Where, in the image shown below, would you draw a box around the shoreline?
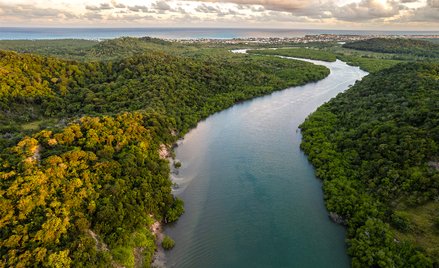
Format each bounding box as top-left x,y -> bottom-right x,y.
153,54 -> 334,267
153,144 -> 172,268
151,220 -> 166,268
160,56 -> 366,267
153,143 -> 179,267
152,55 -> 359,267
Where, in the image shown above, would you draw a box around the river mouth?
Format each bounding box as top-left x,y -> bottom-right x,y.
165,58 -> 367,268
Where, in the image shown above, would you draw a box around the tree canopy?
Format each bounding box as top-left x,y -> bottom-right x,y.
0,37 -> 330,267
343,38 -> 439,58
300,62 -> 439,266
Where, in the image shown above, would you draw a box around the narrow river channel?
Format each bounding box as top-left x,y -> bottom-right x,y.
165,56 -> 368,268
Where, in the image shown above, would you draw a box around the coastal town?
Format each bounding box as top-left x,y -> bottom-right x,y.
173,33 -> 439,44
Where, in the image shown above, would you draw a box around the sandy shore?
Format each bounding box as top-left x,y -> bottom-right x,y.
159,144 -> 172,159
153,142 -> 180,267
151,220 -> 166,268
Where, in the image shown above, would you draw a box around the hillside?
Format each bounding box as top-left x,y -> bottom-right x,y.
0,44 -> 329,149
0,37 -> 175,61
300,62 -> 439,266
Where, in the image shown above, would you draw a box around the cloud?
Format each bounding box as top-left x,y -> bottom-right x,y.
151,1 -> 189,13
194,3 -> 244,16
111,1 -> 126,8
408,0 -> 439,21
331,0 -> 403,21
195,3 -> 222,13
153,0 -> 172,11
107,13 -> 154,21
188,0 -> 404,21
429,0 -> 439,7
249,5 -> 265,12
127,5 -> 149,12
0,3 -> 77,19
0,0 -> 438,28
189,0 -> 311,12
86,3 -> 113,11
83,12 -> 104,20
249,10 -> 312,22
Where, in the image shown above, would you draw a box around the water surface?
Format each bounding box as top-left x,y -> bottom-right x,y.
165,57 -> 367,267
1,27 -> 438,40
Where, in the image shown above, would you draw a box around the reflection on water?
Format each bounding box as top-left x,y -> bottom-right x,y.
165,58 -> 367,268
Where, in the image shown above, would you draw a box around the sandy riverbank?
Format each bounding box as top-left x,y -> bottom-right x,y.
153,143 -> 179,267
151,220 -> 166,268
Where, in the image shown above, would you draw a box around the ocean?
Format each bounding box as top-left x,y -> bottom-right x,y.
1,27 -> 439,40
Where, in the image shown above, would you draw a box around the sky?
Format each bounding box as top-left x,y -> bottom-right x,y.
0,0 -> 438,29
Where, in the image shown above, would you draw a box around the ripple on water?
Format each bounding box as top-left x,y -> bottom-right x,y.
165,58 -> 367,268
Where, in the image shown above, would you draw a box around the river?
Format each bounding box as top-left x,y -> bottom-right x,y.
164,56 -> 368,267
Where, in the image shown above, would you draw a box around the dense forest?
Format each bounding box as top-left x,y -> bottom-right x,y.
343,38 -> 439,58
0,42 -> 329,149
0,37 -> 414,74
0,37 -> 174,61
0,38 -> 330,267
3,36 -> 438,267
1,112 -> 182,267
300,62 -> 439,266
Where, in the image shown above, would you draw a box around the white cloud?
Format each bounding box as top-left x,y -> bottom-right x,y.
127,5 -> 149,12
0,0 -> 437,28
86,3 -> 113,11
331,0 -> 403,21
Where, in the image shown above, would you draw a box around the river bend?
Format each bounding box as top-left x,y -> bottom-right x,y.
165,57 -> 368,268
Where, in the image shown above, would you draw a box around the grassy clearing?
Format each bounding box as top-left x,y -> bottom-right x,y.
336,54 -> 404,73
111,227 -> 157,268
394,202 -> 439,263
20,120 -> 43,131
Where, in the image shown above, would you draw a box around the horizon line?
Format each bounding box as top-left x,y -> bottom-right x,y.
1,26 -> 439,32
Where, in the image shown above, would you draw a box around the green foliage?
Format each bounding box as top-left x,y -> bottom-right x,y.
0,43 -> 329,152
248,48 -> 337,62
300,62 -> 439,266
343,38 -> 439,58
0,113 -> 174,267
394,202 -> 439,262
391,211 -> 411,232
162,235 -> 175,250
0,50 -> 88,104
166,198 -> 185,223
0,39 -> 97,59
248,45 -> 404,73
112,246 -> 135,268
0,37 -> 173,61
0,37 -> 331,267
336,54 -> 403,73
87,37 -> 172,60
349,219 -> 432,268
130,228 -> 156,266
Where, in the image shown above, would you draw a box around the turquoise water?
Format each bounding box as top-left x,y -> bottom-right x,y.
165,58 -> 367,267
1,27 -> 438,40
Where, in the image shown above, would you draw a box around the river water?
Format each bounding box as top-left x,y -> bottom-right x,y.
165,57 -> 367,268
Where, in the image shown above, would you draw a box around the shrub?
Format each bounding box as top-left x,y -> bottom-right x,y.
162,235 -> 175,250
